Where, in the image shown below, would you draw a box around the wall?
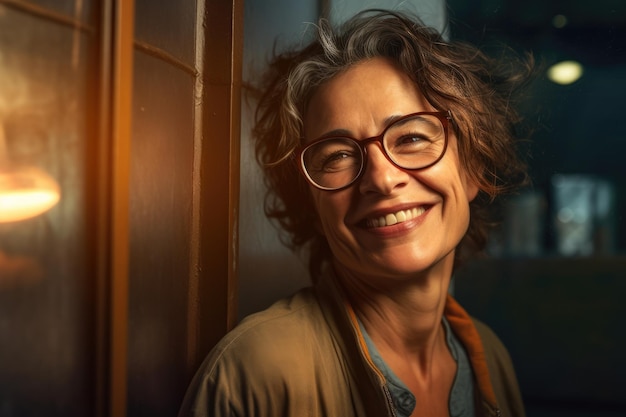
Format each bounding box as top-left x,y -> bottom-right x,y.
328,0 -> 446,29
238,0 -> 318,320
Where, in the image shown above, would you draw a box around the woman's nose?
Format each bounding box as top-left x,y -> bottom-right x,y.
358,143 -> 409,195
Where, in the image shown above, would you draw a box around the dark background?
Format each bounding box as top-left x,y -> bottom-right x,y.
448,1 -> 626,416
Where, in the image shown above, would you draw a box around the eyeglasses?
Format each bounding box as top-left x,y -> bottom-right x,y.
298,111 -> 451,191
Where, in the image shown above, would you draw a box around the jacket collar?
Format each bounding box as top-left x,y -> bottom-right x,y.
444,295 -> 498,408
315,268 -> 397,416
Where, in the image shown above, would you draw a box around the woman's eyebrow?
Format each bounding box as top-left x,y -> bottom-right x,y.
312,112 -> 426,141
319,128 -> 352,138
321,115 -> 404,138
382,114 -> 405,126
393,115 -> 440,130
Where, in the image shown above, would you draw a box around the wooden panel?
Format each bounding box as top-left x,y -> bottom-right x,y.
110,1 -> 134,416
126,49 -> 195,416
195,0 -> 243,365
134,0 -> 196,65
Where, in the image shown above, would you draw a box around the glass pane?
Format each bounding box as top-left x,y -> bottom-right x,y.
0,4 -> 94,416
127,50 -> 195,417
28,0 -> 94,24
135,0 -> 196,66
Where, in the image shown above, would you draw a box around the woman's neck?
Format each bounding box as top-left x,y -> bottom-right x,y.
334,256 -> 454,371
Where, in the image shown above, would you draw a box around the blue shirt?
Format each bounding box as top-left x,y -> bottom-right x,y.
358,317 -> 476,417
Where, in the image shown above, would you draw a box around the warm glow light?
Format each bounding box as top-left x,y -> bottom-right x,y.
0,166 -> 60,222
547,60 -> 584,85
552,14 -> 568,29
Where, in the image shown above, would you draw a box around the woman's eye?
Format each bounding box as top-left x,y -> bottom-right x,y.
319,150 -> 357,171
400,135 -> 424,144
396,134 -> 430,148
305,139 -> 360,173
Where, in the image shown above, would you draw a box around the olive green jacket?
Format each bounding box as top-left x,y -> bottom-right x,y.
179,271 -> 526,417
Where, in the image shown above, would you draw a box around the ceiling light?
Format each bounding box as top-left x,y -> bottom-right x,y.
552,14 -> 568,29
547,60 -> 584,85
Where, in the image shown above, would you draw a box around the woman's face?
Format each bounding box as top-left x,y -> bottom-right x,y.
303,57 -> 478,284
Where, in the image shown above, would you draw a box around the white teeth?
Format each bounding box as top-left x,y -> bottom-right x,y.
366,207 -> 425,228
385,213 -> 398,226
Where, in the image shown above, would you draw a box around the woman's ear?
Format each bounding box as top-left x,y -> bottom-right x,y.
465,175 -> 480,202
465,180 -> 480,202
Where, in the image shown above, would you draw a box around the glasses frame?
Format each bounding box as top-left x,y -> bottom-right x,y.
297,110 -> 452,191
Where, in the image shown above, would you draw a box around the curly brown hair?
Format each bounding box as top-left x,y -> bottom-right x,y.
252,9 -> 532,282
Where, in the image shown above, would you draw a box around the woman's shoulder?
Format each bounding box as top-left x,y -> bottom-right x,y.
229,287 -> 322,342
471,318 -> 526,417
201,286 -> 330,375
179,286 -> 347,416
180,289 -> 358,416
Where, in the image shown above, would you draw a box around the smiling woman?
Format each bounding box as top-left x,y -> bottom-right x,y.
302,57 -> 478,283
180,9 -> 532,417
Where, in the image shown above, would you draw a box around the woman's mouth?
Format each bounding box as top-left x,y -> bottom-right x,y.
365,206 -> 426,228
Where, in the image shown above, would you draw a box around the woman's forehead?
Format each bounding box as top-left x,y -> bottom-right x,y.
303,58 -> 431,139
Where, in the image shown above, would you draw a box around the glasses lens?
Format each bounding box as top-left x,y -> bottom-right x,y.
383,114 -> 446,169
302,138 -> 362,190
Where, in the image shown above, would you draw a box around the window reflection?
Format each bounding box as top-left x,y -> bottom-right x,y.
0,3 -> 92,416
0,164 -> 61,223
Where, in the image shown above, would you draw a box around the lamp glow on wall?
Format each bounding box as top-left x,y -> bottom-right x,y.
0,121 -> 60,223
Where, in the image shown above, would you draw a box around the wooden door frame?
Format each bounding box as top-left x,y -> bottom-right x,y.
100,0 -> 243,416
192,0 -> 243,373
0,0 -> 242,415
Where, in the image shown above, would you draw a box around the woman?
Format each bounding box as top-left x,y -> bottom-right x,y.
180,9 -> 530,417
